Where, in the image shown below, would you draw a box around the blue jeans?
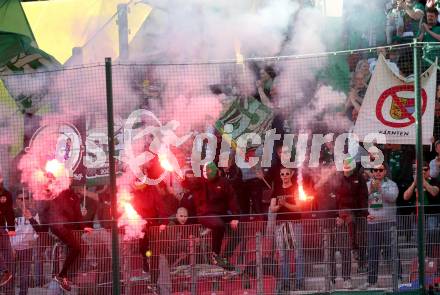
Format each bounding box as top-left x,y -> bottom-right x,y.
426,215 -> 440,257
367,222 -> 401,284
276,222 -> 304,290
16,249 -> 33,295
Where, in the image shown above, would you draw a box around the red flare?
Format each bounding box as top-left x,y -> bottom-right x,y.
298,183 -> 314,202
45,159 -> 65,178
159,153 -> 174,172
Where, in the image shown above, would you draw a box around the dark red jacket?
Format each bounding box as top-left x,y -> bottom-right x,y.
132,183 -> 177,225
191,176 -> 240,217
0,186 -> 14,231
35,188 -> 86,231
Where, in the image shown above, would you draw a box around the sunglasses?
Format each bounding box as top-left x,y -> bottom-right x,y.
372,168 -> 385,172
423,167 -> 429,171
280,173 -> 291,176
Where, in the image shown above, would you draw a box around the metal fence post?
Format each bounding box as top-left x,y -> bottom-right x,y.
105,57 -> 121,295
190,235 -> 197,295
413,39 -> 426,295
322,227 -> 331,292
117,4 -> 129,61
256,232 -> 263,295
391,225 -> 399,292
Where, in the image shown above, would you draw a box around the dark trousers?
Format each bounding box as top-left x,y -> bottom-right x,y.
326,222 -> 351,281
242,179 -> 263,217
139,225 -> 159,283
16,249 -> 33,295
0,229 -> 12,272
339,212 -> 358,251
357,218 -> 367,268
367,222 -> 402,284
0,229 -> 14,294
198,216 -> 229,255
50,225 -> 81,279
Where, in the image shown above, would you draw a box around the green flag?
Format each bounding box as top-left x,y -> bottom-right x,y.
0,0 -> 35,41
0,0 -> 59,157
0,0 -> 59,74
215,96 -> 274,150
0,32 -> 59,74
0,79 -> 23,156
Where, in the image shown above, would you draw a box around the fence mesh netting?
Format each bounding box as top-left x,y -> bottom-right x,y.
0,43 -> 440,294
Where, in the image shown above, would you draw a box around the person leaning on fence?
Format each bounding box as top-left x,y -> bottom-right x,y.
163,207 -> 193,266
404,161 -> 440,258
192,162 -> 240,270
0,172 -> 15,288
361,163 -> 402,289
314,164 -> 353,288
218,154 -> 244,218
132,173 -> 177,287
334,157 -> 369,283
268,167 -> 305,292
35,185 -> 92,292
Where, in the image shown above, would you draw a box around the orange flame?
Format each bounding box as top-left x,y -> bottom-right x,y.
298,183 -> 313,202
159,153 -> 174,172
117,188 -> 146,240
118,189 -> 138,219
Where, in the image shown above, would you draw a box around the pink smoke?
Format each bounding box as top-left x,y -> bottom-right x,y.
116,168 -> 146,241
18,132 -> 71,200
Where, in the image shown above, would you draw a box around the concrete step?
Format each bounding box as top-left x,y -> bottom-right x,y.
303,274 -> 398,292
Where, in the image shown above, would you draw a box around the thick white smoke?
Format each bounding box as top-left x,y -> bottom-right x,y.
135,0 -> 300,63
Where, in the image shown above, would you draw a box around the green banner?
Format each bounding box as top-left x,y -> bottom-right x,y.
215,96 -> 274,149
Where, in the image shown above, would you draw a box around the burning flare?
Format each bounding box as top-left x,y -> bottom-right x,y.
117,188 -> 146,241
297,171 -> 314,202
159,153 -> 174,172
18,133 -> 71,200
298,183 -> 313,202
45,159 -> 65,178
26,159 -> 71,200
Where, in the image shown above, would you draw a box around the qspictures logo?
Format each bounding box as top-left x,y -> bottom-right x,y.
29,109 -> 385,185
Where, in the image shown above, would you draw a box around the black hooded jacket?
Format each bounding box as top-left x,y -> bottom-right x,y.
33,188 -> 85,231
0,186 -> 15,231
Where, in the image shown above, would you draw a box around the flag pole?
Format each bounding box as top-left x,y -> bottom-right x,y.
414,38 -> 426,295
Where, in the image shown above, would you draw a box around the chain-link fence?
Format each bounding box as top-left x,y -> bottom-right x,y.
0,214 -> 439,294
1,42 -> 440,294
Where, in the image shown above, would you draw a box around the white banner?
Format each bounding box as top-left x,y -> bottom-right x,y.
353,55 -> 437,145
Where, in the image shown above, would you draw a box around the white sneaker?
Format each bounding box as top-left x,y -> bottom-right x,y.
342,279 -> 352,289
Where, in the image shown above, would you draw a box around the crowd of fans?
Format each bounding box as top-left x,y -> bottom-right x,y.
2,1 -> 440,293
1,137 -> 440,293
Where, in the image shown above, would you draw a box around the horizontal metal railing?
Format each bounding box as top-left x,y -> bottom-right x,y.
4,213 -> 440,294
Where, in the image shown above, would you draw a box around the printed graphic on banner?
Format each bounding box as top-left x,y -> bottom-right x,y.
215,96 -> 273,149
84,114 -> 124,185
376,85 -> 427,128
26,121 -> 86,184
353,55 -> 437,145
